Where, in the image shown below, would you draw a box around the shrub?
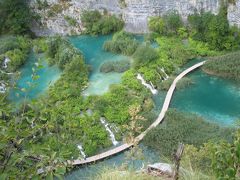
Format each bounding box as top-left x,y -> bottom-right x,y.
203,51 -> 240,81
132,43 -> 158,68
64,16 -> 77,26
0,36 -> 19,54
81,10 -> 124,35
46,37 -> 83,69
143,109 -> 234,157
100,60 -> 130,73
0,0 -> 33,35
188,5 -> 240,51
103,31 -> 139,55
33,38 -> 48,54
6,49 -> 27,71
148,11 -> 183,36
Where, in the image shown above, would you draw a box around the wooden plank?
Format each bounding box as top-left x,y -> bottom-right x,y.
70,61 -> 205,166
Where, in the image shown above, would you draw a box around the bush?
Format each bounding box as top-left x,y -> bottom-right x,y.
100,60 -> 130,73
64,16 -> 77,26
6,49 -> 27,71
81,10 -> 124,35
203,51 -> 240,81
0,36 -> 30,71
103,31 -> 139,56
0,36 -> 19,54
143,109 -> 234,157
33,38 -> 48,54
149,11 -> 183,36
0,0 -> 33,35
188,5 -> 240,51
132,43 -> 158,68
46,37 -> 83,69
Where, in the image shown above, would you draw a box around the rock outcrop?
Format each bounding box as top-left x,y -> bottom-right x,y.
30,0 -> 240,36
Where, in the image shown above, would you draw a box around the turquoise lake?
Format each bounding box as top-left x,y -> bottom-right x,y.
170,69 -> 240,126
9,35 -> 240,178
9,52 -> 61,103
69,35 -> 131,96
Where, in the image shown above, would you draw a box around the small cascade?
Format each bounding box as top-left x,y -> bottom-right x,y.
137,73 -> 158,95
2,57 -> 10,69
0,82 -> 6,93
77,144 -> 87,159
100,117 -> 119,146
160,68 -> 169,80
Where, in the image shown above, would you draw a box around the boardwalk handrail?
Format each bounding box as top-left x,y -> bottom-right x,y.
71,61 -> 206,166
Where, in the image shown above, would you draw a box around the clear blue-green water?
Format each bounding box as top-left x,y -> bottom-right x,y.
65,144 -> 161,180
170,69 -> 240,126
69,35 -> 131,96
65,60 -> 240,179
9,52 -> 61,103
8,35 -> 240,178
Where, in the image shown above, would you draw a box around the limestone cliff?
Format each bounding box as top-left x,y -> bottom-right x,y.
30,0 -> 240,36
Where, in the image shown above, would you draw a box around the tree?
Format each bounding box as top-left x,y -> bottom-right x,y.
0,0 -> 33,35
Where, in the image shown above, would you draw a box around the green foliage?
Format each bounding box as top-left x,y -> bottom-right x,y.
182,130 -> 240,179
187,38 -> 219,57
156,37 -> 192,67
188,6 -> 240,51
92,67 -> 152,125
81,10 -> 124,35
121,70 -> 144,91
203,51 -> 240,81
132,43 -> 158,68
94,168 -> 158,180
33,38 -> 48,54
100,59 -> 130,73
5,49 -> 27,71
36,0 -> 49,10
143,109 -> 234,157
149,11 -> 183,36
176,77 -> 194,89
46,37 -> 83,70
0,0 -> 33,35
148,17 -> 165,35
103,31 -> 140,56
64,16 -> 77,26
0,36 -> 31,72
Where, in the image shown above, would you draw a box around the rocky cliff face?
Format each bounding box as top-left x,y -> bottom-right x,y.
30,0 -> 240,36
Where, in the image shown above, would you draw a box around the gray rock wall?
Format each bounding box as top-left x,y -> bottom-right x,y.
30,0 -> 240,36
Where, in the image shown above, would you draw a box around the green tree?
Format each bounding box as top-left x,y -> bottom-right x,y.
0,0 -> 33,35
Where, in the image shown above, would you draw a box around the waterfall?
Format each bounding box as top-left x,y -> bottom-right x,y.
100,117 -> 119,146
137,73 -> 158,95
160,68 -> 169,80
2,57 -> 10,69
0,83 -> 6,93
77,144 -> 87,159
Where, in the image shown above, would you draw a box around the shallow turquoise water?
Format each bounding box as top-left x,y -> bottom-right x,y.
65,144 -> 161,180
66,60 -> 240,179
69,35 -> 131,96
171,69 -> 240,126
9,52 -> 61,103
7,36 -> 240,177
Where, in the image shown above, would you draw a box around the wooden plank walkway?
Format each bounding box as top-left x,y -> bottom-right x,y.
71,61 -> 206,166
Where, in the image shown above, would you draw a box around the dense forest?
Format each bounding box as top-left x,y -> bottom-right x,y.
0,0 -> 240,179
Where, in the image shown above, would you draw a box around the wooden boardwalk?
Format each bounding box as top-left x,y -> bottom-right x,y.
72,61 -> 206,166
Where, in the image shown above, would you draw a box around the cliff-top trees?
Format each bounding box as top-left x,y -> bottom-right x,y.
0,0 -> 33,35
149,11 -> 183,36
188,4 -> 240,50
81,10 -> 124,35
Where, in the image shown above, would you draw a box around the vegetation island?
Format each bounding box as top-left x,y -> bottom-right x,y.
0,0 -> 240,179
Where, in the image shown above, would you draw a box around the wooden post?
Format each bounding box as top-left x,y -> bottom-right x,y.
172,143 -> 184,180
